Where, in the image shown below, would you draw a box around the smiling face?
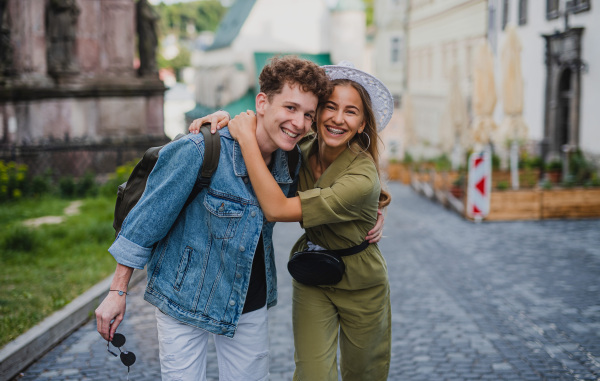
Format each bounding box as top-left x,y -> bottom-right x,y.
316,84 -> 366,154
256,82 -> 318,154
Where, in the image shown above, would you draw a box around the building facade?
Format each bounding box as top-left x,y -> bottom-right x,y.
374,0 -> 408,162
374,0 -> 598,169
187,0 -> 367,121
489,0 -> 598,164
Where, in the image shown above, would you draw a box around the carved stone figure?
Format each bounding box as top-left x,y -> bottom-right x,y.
136,0 -> 159,76
46,0 -> 80,75
0,0 -> 13,77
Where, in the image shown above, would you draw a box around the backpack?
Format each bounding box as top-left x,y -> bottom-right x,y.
112,125 -> 220,236
112,125 -> 300,236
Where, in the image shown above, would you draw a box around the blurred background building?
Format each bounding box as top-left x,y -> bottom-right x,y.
185,0 -> 368,125
375,0 -> 598,171
0,0 -> 597,180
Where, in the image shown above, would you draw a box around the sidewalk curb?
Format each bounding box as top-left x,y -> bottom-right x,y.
0,269 -> 147,381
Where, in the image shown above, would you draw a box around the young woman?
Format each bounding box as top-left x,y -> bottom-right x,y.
190,62 -> 393,380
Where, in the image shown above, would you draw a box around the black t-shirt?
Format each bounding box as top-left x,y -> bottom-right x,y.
242,234 -> 267,314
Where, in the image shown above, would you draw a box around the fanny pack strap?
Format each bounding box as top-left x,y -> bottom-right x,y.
324,240 -> 370,257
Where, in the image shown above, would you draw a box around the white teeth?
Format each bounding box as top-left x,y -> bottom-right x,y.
326,126 -> 345,135
282,128 -> 299,138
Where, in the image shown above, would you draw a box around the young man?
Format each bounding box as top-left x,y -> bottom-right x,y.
95,56 -> 330,381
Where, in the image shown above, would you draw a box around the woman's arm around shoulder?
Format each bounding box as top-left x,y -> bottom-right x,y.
228,112 -> 303,222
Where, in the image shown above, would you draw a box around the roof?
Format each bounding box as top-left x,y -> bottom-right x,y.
186,52 -> 332,121
206,0 -> 257,51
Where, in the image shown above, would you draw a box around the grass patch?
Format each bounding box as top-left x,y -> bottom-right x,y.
0,196 -> 72,225
0,196 -> 117,348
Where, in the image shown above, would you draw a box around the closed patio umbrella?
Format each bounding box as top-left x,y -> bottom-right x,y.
470,41 -> 497,150
403,93 -> 417,155
499,25 -> 528,187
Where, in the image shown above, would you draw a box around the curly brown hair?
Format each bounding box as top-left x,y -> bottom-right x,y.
259,56 -> 331,103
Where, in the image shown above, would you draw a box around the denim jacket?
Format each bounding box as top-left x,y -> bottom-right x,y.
108,128 -> 299,338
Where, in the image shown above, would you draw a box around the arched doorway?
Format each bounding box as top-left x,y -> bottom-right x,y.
542,28 -> 583,162
556,68 -> 571,150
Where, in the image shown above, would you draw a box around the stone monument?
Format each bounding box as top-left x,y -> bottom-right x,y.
137,0 -> 159,77
0,0 -> 167,177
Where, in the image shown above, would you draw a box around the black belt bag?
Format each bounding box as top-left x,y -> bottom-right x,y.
288,241 -> 370,286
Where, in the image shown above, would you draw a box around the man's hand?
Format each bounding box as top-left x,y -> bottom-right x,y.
365,209 -> 385,243
96,264 -> 133,342
188,110 -> 231,134
95,291 -> 127,342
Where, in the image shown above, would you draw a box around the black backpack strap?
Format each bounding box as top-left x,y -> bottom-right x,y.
287,146 -> 300,179
183,124 -> 220,209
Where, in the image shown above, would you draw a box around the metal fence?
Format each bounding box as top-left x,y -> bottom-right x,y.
0,137 -> 170,181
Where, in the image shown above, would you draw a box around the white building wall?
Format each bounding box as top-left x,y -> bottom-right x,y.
490,0 -> 599,156
407,0 -> 487,159
192,0 -> 331,108
374,0 -> 408,162
330,10 -> 367,69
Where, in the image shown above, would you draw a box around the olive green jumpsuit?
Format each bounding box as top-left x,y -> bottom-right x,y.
291,138 -> 392,381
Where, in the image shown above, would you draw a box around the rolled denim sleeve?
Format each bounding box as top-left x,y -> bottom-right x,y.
299,163 -> 379,229
108,137 -> 205,268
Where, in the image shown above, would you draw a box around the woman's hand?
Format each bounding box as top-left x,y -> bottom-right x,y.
365,209 -> 385,243
188,110 -> 231,134
228,110 -> 258,142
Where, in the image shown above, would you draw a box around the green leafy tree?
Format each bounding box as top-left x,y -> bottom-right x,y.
155,1 -> 226,39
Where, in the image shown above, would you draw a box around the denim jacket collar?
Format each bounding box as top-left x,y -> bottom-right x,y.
231,135 -> 294,185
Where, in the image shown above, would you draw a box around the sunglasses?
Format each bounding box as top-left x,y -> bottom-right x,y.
107,332 -> 136,378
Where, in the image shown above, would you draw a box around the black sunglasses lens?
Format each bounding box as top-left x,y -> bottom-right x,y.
112,333 -> 126,347
121,351 -> 136,367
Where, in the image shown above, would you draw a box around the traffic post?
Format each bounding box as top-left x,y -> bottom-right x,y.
466,150 -> 491,221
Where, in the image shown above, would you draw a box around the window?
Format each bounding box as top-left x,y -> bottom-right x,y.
488,3 -> 497,52
391,37 -> 402,64
518,0 -> 528,25
546,0 -> 559,20
502,0 -> 509,30
571,0 -> 591,13
392,94 -> 401,109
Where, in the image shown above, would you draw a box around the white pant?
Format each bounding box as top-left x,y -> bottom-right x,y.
155,307 -> 269,381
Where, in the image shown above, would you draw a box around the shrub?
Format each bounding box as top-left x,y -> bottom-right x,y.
545,160 -> 562,171
433,154 -> 451,172
496,181 -> 509,190
30,174 -> 53,197
0,161 -> 28,202
58,176 -> 76,198
75,172 -> 98,198
99,161 -> 136,198
1,225 -> 40,254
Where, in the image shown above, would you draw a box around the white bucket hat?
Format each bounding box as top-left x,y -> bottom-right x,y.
322,61 -> 394,132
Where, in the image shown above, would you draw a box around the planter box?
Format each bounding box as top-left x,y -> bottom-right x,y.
492,169 -> 540,189
433,171 -> 460,191
485,187 -> 600,221
387,163 -> 411,184
487,190 -> 542,221
416,169 -> 600,221
542,188 -> 600,219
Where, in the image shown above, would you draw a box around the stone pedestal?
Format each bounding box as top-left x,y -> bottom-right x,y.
0,0 -> 166,148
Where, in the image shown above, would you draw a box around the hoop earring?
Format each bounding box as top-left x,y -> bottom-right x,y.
347,132 -> 371,155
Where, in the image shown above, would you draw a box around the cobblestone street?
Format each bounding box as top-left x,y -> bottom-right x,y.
16,183 -> 600,380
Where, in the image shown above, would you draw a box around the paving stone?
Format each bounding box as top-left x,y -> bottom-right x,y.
16,184 -> 600,380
